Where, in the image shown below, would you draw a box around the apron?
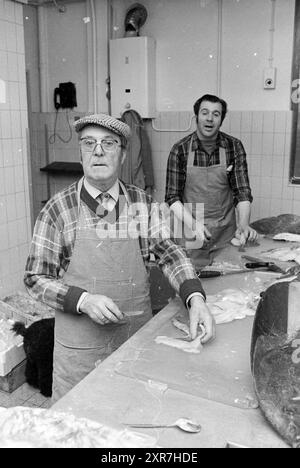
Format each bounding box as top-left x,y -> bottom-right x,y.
52,181 -> 152,402
181,139 -> 236,269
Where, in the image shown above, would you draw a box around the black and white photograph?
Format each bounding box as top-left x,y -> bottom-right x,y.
0,0 -> 299,450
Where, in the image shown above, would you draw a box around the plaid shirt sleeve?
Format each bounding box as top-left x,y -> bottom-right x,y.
140,194 -> 206,303
228,138 -> 253,206
24,188 -> 85,314
165,140 -> 187,206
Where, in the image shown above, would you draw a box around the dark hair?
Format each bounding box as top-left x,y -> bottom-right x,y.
193,94 -> 228,123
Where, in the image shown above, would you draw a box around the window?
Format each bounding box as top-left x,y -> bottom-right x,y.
291,0 -> 300,183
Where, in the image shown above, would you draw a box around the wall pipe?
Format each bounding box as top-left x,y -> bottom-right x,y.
269,0 -> 276,68
90,0 -> 97,113
217,0 -> 223,96
38,5 -> 49,112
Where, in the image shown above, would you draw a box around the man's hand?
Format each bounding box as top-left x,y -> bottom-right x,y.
188,295 -> 216,343
235,225 -> 257,246
80,293 -> 124,325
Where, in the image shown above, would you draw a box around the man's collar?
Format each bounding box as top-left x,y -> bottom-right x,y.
83,178 -> 119,202
193,131 -> 225,149
83,178 -> 130,204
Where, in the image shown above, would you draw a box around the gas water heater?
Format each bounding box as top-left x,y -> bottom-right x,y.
109,37 -> 156,118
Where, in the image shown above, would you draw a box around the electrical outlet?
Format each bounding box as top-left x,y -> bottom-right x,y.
264,68 -> 277,89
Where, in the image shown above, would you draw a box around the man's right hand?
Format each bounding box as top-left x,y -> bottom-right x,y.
80,293 -> 124,325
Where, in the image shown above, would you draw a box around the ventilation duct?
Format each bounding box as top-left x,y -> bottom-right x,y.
124,3 -> 147,37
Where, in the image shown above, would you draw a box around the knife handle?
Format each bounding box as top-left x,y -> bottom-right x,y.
245,262 -> 269,269
197,270 -> 222,278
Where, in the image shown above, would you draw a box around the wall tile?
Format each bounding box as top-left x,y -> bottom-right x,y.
251,111 -> 263,133
0,50 -> 8,80
4,0 -> 15,23
270,177 -> 283,199
251,133 -> 263,155
274,112 -> 287,133
4,166 -> 15,194
280,198 -> 293,213
0,195 -> 7,223
270,198 -> 282,216
240,133 -> 251,154
7,51 -> 18,81
0,109 -> 12,137
259,198 -> 271,219
262,133 -> 274,155
0,224 -> 9,251
0,1 -> 29,296
5,20 -> 16,52
7,219 -> 18,247
14,164 -> 25,192
8,81 -> 20,110
273,133 -> 286,156
271,158 -> 285,178
229,112 -> 241,133
16,24 -> 24,54
263,112 -> 275,133
0,20 -> 7,51
292,200 -> 300,215
241,112 -> 252,133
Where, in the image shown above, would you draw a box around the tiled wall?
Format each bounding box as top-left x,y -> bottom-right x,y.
30,110 -> 84,220
0,0 -> 31,296
145,110 -> 299,222
30,109 -> 300,225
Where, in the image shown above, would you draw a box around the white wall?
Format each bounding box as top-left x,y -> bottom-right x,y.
29,0 -> 295,114
0,0 -> 32,296
112,0 -> 295,112
221,0 -> 295,111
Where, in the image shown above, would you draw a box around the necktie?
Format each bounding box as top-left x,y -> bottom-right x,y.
99,192 -> 111,210
96,192 -> 112,217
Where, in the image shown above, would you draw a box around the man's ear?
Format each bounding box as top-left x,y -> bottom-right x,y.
121,150 -> 127,165
79,147 -> 83,164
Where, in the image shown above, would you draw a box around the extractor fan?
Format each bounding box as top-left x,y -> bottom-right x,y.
124,3 -> 148,37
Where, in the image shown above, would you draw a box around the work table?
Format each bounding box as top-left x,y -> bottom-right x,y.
52,238 -> 291,448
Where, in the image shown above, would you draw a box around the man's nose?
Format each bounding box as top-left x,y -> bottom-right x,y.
206,113 -> 213,121
94,142 -> 104,155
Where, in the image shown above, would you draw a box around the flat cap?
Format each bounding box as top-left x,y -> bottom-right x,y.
74,114 -> 131,140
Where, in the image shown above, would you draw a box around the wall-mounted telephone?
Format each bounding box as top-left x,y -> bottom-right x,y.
54,82 -> 77,110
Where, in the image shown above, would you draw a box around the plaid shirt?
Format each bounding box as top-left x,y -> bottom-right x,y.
24,180 -> 204,314
165,131 -> 253,207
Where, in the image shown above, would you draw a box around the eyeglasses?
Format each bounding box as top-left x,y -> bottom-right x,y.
80,137 -> 122,153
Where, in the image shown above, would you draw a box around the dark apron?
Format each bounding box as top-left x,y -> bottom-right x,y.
182,140 -> 236,268
52,180 -> 152,402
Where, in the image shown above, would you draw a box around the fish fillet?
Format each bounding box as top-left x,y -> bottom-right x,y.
155,335 -> 203,354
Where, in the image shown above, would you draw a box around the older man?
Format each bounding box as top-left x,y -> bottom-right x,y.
24,114 -> 215,402
165,94 -> 257,269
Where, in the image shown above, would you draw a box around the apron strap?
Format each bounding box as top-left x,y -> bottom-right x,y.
187,137 -> 195,167
219,147 -> 227,167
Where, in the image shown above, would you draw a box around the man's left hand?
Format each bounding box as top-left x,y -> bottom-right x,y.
235,225 -> 257,246
188,296 -> 216,343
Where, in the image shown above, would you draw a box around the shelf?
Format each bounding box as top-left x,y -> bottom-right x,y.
40,162 -> 83,175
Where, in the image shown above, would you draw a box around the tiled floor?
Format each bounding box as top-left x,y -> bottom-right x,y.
0,383 -> 52,409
